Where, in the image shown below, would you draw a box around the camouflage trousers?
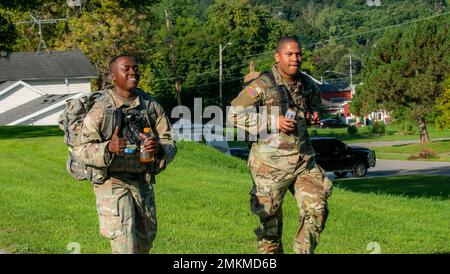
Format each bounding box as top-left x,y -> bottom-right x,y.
249,159 -> 332,254
93,173 -> 157,254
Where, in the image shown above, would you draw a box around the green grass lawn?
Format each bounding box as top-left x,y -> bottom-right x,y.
0,126 -> 449,254
371,140 -> 450,162
227,125 -> 450,148
307,125 -> 450,143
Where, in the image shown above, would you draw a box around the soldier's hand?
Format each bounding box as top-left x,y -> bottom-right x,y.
108,126 -> 126,154
278,115 -> 296,134
312,111 -> 320,124
139,133 -> 160,154
306,111 -> 320,125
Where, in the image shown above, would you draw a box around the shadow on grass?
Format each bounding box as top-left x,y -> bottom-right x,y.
0,125 -> 63,139
334,175 -> 450,200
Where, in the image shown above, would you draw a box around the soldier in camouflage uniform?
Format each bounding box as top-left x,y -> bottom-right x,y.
74,55 -> 176,254
229,37 -> 332,254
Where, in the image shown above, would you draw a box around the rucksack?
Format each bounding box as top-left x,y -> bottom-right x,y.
57,89 -> 157,181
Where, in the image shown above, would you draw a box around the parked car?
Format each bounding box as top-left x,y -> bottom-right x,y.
171,119 -> 204,141
205,137 -> 230,154
205,138 -> 250,161
229,147 -> 250,160
317,118 -> 348,128
311,137 -> 376,178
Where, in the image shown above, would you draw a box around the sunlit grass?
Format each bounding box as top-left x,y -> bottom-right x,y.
0,126 -> 448,254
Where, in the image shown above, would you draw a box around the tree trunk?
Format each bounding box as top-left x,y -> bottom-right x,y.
418,116 -> 430,144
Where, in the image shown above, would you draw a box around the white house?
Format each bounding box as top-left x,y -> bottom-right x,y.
0,50 -> 97,125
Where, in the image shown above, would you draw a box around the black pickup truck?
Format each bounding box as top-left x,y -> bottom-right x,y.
311,137 -> 376,178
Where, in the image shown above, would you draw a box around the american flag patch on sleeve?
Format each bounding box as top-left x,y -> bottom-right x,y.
244,86 -> 258,99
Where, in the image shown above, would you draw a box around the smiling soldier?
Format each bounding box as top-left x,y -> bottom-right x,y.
229,37 -> 332,254
73,55 -> 176,254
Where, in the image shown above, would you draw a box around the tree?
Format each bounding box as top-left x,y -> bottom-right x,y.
434,77 -> 450,130
56,0 -> 158,90
0,0 -> 54,55
354,16 -> 450,143
311,39 -> 348,80
0,1 -> 159,90
0,14 -> 16,55
150,0 -> 296,109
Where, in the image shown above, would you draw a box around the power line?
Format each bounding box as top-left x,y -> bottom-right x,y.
302,10 -> 450,49
150,76 -> 244,93
182,76 -> 244,89
227,9 -> 450,60
150,10 -> 449,86
153,63 -> 249,82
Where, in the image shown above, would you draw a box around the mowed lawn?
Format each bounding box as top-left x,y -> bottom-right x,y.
307,126 -> 450,143
370,140 -> 450,162
0,126 -> 449,254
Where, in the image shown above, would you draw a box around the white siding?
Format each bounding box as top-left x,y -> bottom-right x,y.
26,79 -> 92,94
21,105 -> 65,125
0,85 -> 41,114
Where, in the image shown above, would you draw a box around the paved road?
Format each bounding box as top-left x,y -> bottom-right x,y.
328,159 -> 450,179
346,137 -> 450,147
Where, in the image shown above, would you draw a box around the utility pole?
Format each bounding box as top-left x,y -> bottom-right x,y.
349,53 -> 354,95
164,9 -> 182,106
219,42 -> 231,107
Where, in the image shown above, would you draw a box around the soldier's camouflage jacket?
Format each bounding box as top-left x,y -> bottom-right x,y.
73,88 -> 176,184
230,65 -> 322,173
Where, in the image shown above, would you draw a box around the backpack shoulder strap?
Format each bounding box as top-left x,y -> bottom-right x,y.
259,71 -> 280,92
94,89 -> 116,140
135,88 -> 157,132
259,71 -> 290,114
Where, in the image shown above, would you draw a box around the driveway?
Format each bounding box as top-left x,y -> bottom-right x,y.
347,138 -> 450,147
328,159 -> 450,179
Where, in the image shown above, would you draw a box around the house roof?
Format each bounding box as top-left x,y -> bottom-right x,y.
0,80 -> 46,97
318,81 -> 351,93
0,81 -> 16,91
0,94 -> 73,125
321,98 -> 348,107
0,50 -> 97,81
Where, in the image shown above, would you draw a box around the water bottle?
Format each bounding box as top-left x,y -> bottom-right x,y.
140,127 -> 154,163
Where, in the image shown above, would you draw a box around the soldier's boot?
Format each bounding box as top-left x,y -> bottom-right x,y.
254,220 -> 284,254
134,181 -> 157,254
257,238 -> 284,254
251,192 -> 284,254
293,238 -> 315,254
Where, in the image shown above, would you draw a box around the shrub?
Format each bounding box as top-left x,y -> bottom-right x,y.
407,148 -> 439,160
347,125 -> 358,136
402,124 -> 416,135
371,121 -> 386,134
